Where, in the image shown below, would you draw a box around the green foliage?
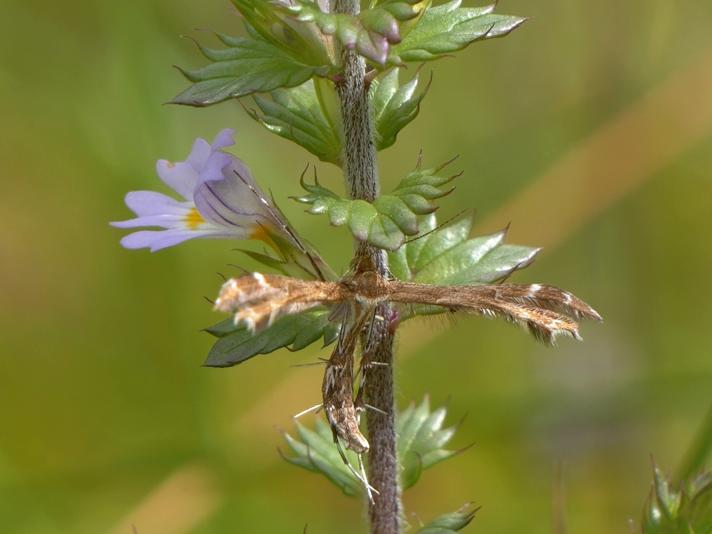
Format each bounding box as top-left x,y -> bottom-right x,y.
172,0 -> 524,105
643,465 -> 712,534
370,68 -> 431,151
294,160 -> 458,250
229,0 -> 334,65
249,79 -> 344,165
389,213 -> 540,317
416,503 -> 479,533
389,0 -> 526,63
399,397 -> 464,489
203,309 -> 339,367
282,397 -> 462,495
248,68 -> 428,163
172,31 -> 328,106
282,419 -> 363,496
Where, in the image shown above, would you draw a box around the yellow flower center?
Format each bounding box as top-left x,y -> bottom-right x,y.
184,207 -> 204,230
250,225 -> 268,242
250,225 -> 280,250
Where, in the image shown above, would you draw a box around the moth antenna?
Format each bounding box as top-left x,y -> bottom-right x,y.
415,148 -> 423,169
203,296 -> 214,305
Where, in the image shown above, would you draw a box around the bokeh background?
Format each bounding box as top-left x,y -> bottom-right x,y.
2,1 -> 712,532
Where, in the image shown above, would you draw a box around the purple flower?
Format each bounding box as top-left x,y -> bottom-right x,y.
112,129 -> 291,252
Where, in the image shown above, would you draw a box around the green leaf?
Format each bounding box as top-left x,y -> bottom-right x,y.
389,0 -> 526,63
417,503 -> 479,533
230,0 -> 335,68
283,397 -> 464,495
388,213 -> 540,318
370,68 -> 431,151
249,79 -> 343,165
203,309 -> 339,367
247,69 -> 428,162
398,396 -> 462,489
294,162 -> 457,251
282,420 -> 363,496
172,33 -> 326,107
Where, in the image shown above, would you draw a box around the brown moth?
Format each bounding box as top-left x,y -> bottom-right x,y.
320,304 -> 371,454
214,271 -> 601,343
214,270 -> 601,454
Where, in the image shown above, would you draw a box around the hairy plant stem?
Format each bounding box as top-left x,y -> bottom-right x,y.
332,1 -> 402,532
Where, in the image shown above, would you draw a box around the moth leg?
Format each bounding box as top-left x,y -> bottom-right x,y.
330,426 -> 379,502
292,403 -> 323,420
363,403 -> 388,416
357,452 -> 377,504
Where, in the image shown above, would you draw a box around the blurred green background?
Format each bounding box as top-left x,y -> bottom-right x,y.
2,1 -> 712,532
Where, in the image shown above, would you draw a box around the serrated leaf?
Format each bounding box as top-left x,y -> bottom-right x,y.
398,397 -> 461,489
370,68 -> 431,151
249,79 -> 343,165
283,397 -> 463,495
390,0 -> 526,63
417,503 -> 479,533
172,33 -> 326,107
388,213 -> 540,318
203,309 -> 338,367
230,0 -> 335,68
283,420 -> 362,496
247,69 -> 428,162
294,163 -> 457,251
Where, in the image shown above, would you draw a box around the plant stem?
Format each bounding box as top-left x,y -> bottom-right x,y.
333,0 -> 402,532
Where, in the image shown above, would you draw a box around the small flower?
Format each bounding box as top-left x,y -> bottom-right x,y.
112,129 -> 292,252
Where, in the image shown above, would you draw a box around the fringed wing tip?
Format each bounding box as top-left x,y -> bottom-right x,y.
525,320 -> 581,346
